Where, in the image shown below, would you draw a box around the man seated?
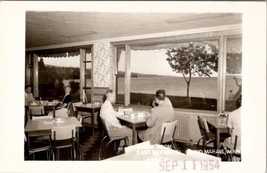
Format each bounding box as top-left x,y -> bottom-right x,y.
223,95 -> 241,161
138,89 -> 175,144
100,90 -> 133,147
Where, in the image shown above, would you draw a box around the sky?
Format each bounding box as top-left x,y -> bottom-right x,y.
42,49 -> 219,77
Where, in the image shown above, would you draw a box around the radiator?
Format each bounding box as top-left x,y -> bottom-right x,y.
174,115 -> 191,142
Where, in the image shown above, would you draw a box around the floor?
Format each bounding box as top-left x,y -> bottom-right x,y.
25,124 -> 231,161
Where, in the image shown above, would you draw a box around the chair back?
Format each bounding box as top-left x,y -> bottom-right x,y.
197,116 -> 211,139
29,105 -> 45,119
160,120 -> 177,144
51,124 -> 76,141
92,87 -> 109,103
67,102 -> 76,117
99,117 -> 109,137
29,105 -> 44,115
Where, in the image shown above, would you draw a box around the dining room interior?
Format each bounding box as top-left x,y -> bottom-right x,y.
24,11 -> 244,162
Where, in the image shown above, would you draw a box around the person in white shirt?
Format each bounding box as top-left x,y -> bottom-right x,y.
25,85 -> 35,105
100,90 -> 132,146
223,95 -> 241,161
223,107 -> 241,151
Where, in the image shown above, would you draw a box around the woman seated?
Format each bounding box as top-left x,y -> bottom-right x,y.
49,86 -> 72,118
138,89 -> 175,144
25,85 -> 35,105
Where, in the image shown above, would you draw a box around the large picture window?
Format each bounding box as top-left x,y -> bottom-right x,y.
225,36 -> 242,111
115,34 -> 242,112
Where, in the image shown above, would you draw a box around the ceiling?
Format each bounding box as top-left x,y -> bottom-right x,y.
26,12 -> 242,51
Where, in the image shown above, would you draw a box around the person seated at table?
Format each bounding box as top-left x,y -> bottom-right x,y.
151,89 -> 173,108
50,86 -> 72,118
138,89 -> 175,144
222,95 -> 241,160
25,85 -> 35,105
60,86 -> 72,108
100,90 -> 133,147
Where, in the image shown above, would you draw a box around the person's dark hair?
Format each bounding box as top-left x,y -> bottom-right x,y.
155,89 -> 166,100
103,89 -> 113,101
25,85 -> 32,90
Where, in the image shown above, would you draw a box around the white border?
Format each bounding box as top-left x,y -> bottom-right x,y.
0,1 -> 266,173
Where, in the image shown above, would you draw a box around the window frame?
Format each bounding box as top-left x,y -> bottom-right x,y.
113,31 -> 242,113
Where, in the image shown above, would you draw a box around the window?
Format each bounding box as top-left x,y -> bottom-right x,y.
83,53 -> 92,103
38,56 -> 80,101
116,48 -> 125,104
225,36 -> 242,111
115,34 -> 242,112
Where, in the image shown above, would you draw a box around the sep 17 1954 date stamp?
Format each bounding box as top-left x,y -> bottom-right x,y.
159,160 -> 220,171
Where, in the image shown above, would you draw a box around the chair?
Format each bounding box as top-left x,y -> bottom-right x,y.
68,102 -> 86,135
28,105 -> 45,119
28,105 -> 52,142
51,124 -> 77,160
25,133 -> 52,160
98,119 -> 128,160
224,135 -> 241,161
67,102 -> 76,117
92,87 -> 109,103
72,102 -> 93,132
197,116 -> 228,150
159,120 -> 177,149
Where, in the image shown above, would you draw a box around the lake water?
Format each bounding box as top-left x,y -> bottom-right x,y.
118,76 -> 240,99
64,76 -> 240,99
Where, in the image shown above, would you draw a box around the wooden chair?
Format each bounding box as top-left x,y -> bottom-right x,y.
28,105 -> 45,120
197,116 -> 228,150
51,124 -> 77,160
159,120 -> 177,149
92,87 -> 109,103
98,119 -> 128,160
25,133 -> 52,160
72,102 -> 93,133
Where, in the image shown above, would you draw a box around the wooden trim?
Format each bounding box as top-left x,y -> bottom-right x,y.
83,61 -> 92,63
80,49 -> 86,102
25,54 -> 31,86
83,87 -> 92,90
33,54 -> 39,97
217,36 -> 227,113
125,44 -> 131,106
91,46 -> 94,102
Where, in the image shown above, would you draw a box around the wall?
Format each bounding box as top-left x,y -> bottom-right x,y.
92,42 -> 114,88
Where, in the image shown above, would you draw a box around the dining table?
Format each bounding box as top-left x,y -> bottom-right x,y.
25,101 -> 60,118
25,117 -> 82,146
117,111 -> 149,145
74,103 -> 101,136
207,117 -> 229,156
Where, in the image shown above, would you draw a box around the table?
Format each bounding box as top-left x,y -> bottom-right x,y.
207,117 -> 228,156
25,117 -> 82,160
26,117 -> 82,146
25,102 -> 60,118
117,112 -> 149,144
75,103 -> 101,136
